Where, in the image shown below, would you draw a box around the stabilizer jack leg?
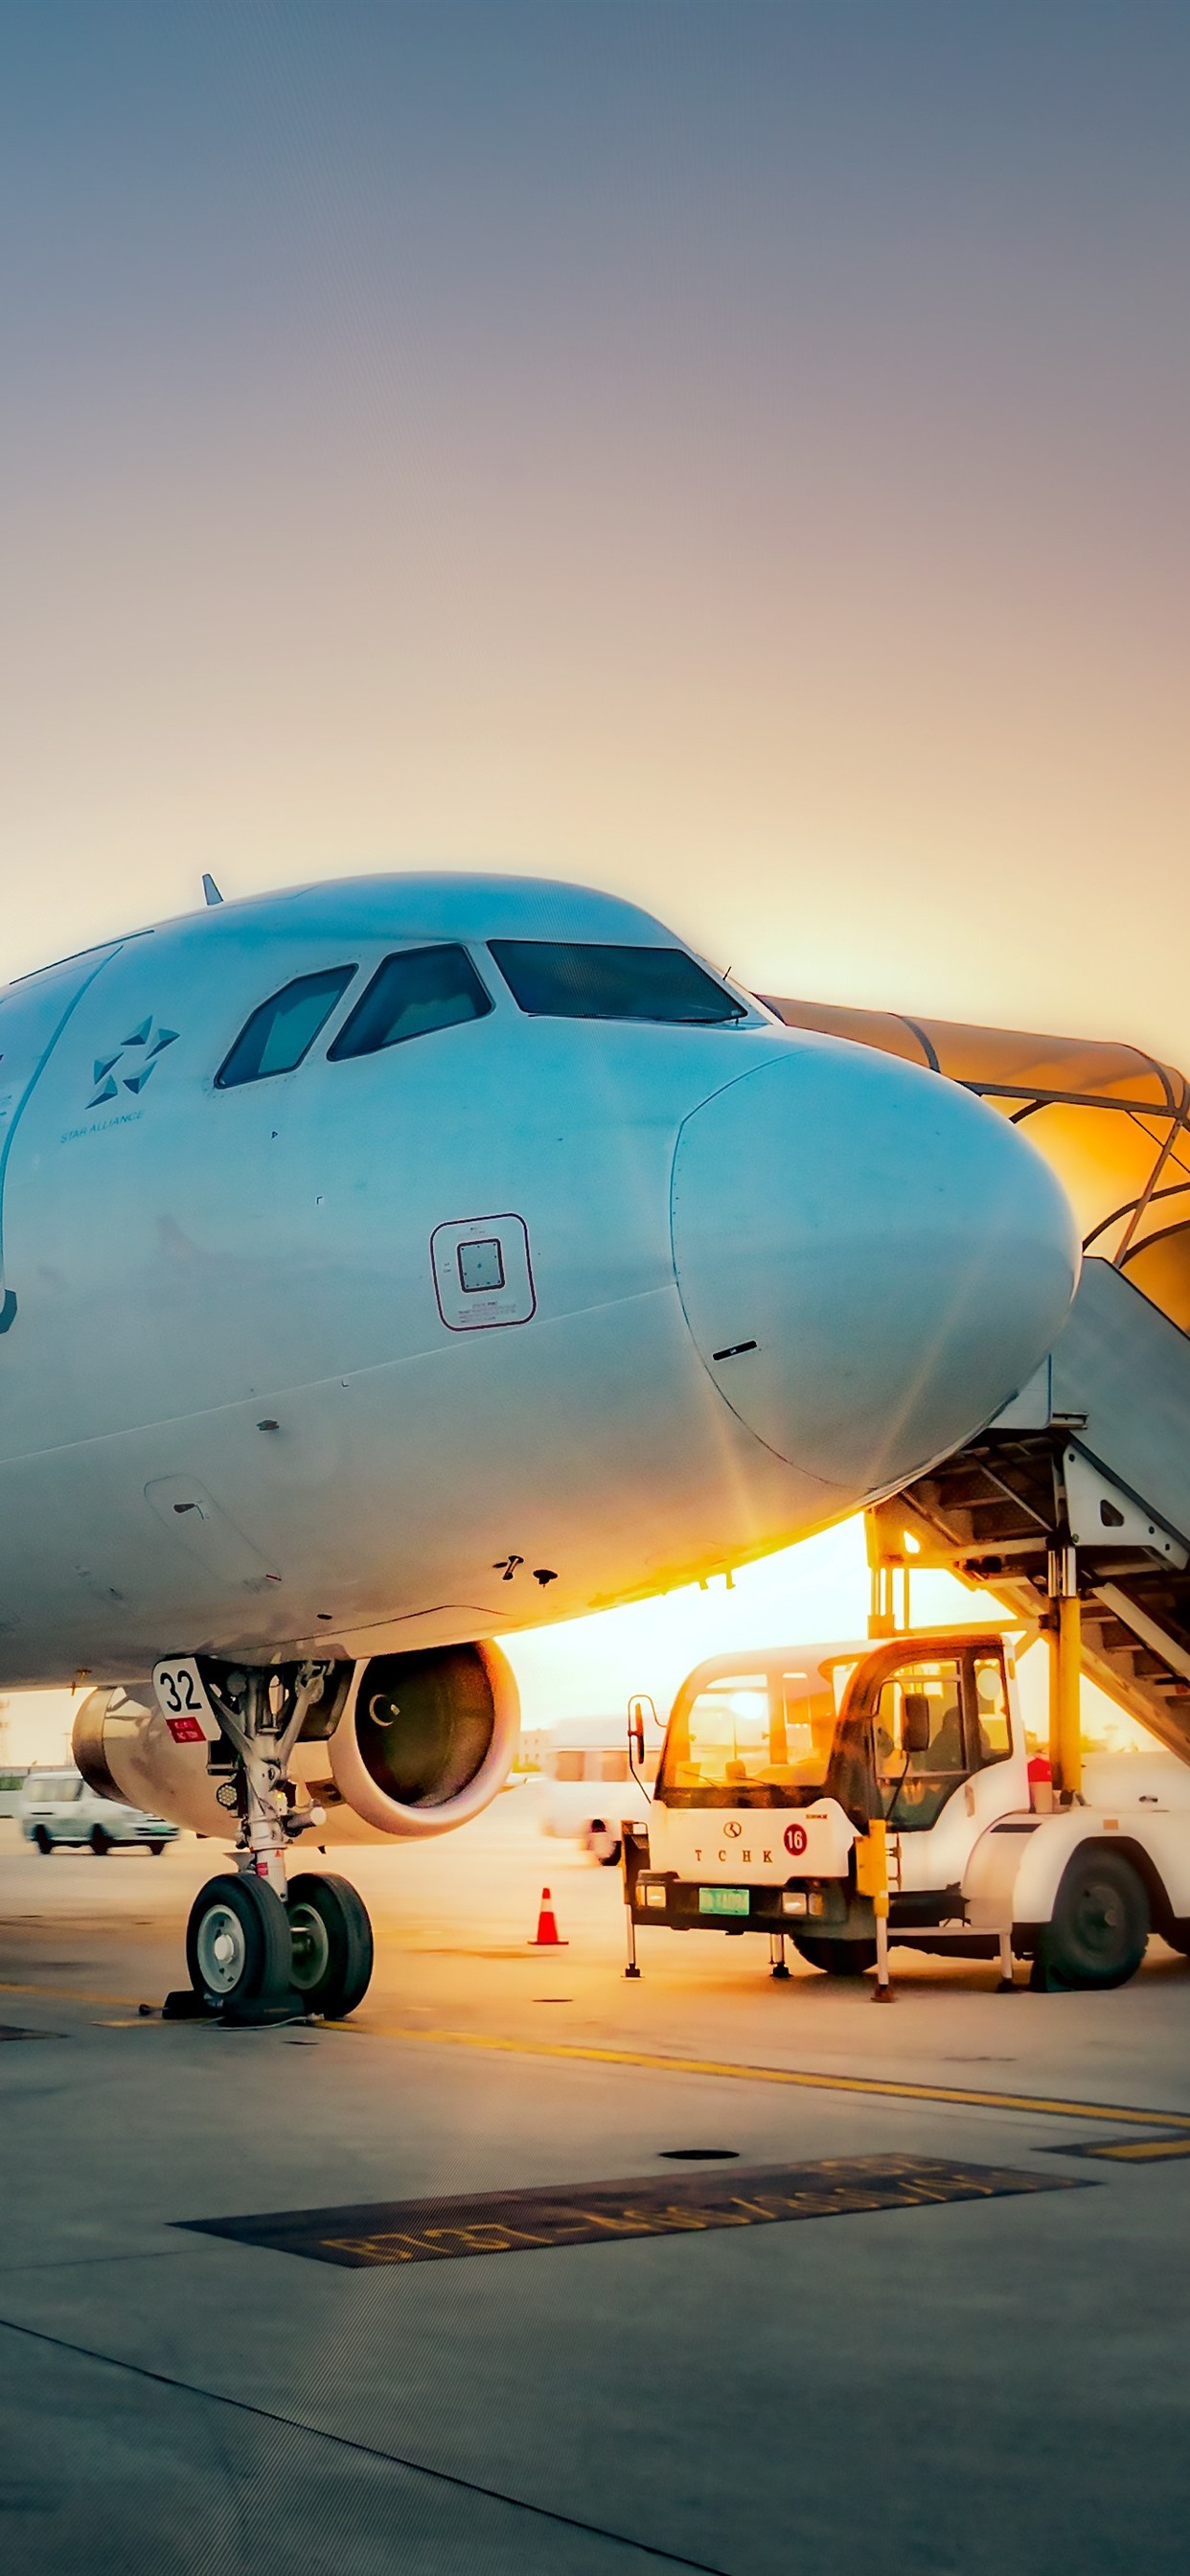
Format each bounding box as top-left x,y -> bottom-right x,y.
872,1909 -> 896,2002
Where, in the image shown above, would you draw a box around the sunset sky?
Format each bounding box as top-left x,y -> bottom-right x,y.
1,4 -> 1186,1745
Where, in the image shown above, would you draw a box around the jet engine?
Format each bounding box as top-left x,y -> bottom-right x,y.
72,1641 -> 519,1846
321,1642 -> 519,1839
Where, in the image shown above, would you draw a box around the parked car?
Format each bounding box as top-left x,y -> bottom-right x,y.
19,1766 -> 178,1856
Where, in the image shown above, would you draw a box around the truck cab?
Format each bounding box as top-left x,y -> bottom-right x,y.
625,1629 -> 1190,1988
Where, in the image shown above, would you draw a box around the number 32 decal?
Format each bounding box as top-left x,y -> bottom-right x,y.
152,1657 -> 219,1743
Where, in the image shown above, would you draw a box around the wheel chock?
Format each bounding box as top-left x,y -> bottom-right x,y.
162,1988 -> 217,2021
162,1990 -> 325,2028
217,1996 -> 307,2028
1028,1953 -> 1066,1993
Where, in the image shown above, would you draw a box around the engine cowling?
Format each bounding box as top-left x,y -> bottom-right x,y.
72,1641 -> 519,1844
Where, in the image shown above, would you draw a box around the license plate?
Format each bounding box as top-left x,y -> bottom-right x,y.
699,1886 -> 749,1917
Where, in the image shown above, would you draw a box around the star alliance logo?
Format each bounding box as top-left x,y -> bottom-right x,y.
87,1017 -> 178,1109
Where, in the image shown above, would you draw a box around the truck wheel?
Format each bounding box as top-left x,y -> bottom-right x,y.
793,1935 -> 878,1977
1039,1850 -> 1150,1990
587,1821 -> 622,1867
90,1826 -> 110,1856
33,1826 -> 54,1856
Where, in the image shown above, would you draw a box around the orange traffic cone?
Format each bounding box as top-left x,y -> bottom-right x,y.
530,1887 -> 568,1946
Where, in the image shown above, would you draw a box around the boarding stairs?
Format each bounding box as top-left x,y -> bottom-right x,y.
762,986 -> 1190,1769
873,1258 -> 1190,1764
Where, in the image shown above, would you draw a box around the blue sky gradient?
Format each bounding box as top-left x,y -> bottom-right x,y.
2,3 -> 1187,1046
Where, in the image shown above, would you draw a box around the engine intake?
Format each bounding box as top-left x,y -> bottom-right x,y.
330,1642 -> 518,1837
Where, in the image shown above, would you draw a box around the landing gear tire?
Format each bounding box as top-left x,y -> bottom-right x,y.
185,1874 -> 293,2016
1034,1851 -> 1150,1990
793,1935 -> 879,1977
287,1874 -> 374,2018
33,1827 -> 53,1856
90,1826 -> 110,1856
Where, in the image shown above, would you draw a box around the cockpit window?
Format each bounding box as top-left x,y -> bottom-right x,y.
487,941 -> 747,1024
217,966 -> 356,1088
328,944 -> 492,1059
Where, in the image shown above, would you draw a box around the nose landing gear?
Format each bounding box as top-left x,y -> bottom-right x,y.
157,1656 -> 375,2025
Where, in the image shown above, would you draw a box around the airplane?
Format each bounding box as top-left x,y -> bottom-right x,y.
0,871 -> 1079,2019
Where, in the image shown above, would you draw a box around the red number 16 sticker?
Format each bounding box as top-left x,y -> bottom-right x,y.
783,1822 -> 808,1856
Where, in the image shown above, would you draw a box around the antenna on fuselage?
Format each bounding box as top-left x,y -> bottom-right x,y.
201,873 -> 224,907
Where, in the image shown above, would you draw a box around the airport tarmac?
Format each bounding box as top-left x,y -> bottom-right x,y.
2,1784 -> 1189,2574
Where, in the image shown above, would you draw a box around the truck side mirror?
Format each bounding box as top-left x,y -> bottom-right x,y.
628,1693 -> 655,1764
902,1694 -> 931,1756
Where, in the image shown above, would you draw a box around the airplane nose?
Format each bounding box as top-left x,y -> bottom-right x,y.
672,1042 -> 1079,1493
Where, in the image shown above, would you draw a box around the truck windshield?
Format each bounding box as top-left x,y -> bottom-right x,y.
655,1671 -> 840,1810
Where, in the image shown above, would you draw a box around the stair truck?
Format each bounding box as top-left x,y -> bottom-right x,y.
621,1629 -> 1190,1990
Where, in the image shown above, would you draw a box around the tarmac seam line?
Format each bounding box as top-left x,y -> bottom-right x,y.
0,2311 -> 733,2575
0,2247 -> 189,2278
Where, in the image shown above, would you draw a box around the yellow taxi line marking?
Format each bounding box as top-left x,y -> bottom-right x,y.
1089,2138 -> 1190,2162
0,1979 -> 145,2011
6,1975 -> 1189,2138
368,2024 -> 1190,2132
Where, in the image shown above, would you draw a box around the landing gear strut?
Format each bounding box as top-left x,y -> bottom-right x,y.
157,1656 -> 374,2024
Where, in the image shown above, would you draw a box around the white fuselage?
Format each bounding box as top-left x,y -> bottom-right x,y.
0,872 -> 1079,1687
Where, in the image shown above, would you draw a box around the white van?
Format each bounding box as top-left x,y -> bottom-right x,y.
541,1715 -> 659,1865
0,1768 -> 29,1819
19,1767 -> 178,1856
